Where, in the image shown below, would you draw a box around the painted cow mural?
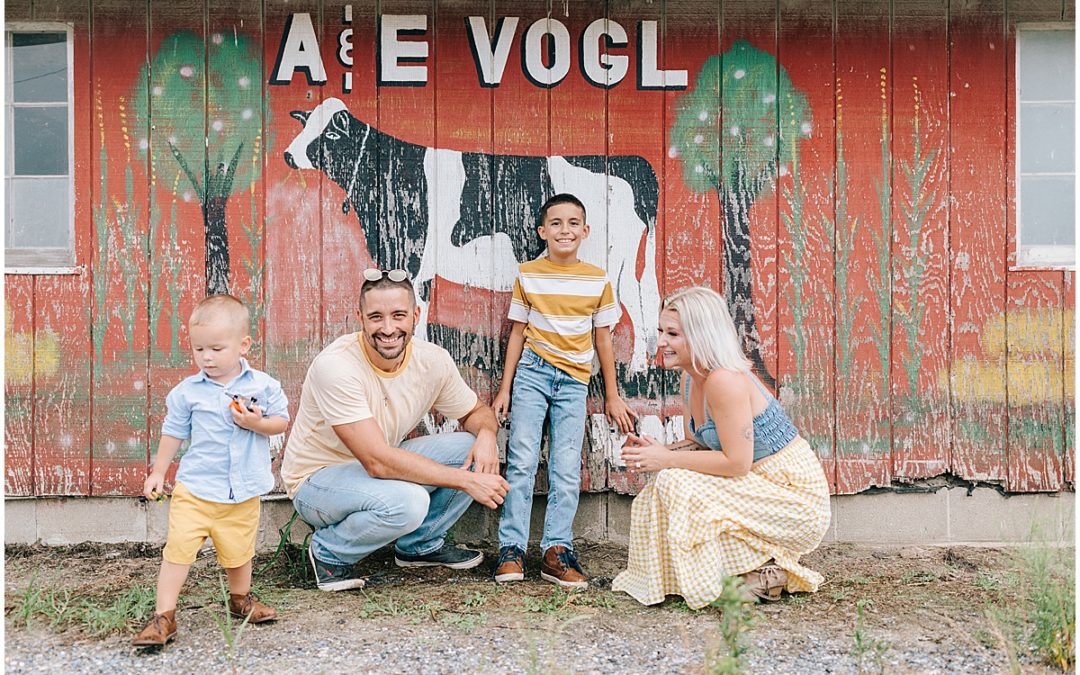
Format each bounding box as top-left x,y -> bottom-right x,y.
5,1 -> 1075,501
284,97 -> 661,372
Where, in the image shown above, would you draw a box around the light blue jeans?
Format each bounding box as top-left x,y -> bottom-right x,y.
498,349 -> 588,551
293,431 -> 475,566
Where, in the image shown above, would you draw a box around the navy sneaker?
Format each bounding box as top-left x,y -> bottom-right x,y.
493,545 -> 525,582
394,544 -> 483,569
308,547 -> 366,592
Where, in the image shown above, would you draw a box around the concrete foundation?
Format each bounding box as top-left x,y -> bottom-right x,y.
4,488 -> 1074,550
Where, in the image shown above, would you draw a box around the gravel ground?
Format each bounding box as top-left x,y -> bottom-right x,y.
4,543 -> 1065,674
3,619 -> 1040,674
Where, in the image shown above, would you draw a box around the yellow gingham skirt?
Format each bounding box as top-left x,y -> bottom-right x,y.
612,436 -> 831,609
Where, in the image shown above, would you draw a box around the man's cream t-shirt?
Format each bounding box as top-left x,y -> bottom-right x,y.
281,333 -> 478,497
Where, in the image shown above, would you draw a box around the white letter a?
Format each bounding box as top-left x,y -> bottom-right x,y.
270,13 -> 328,85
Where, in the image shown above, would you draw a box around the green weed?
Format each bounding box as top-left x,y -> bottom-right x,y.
851,599 -> 889,674
1019,544 -> 1074,671
522,588 -> 574,614
207,574 -> 251,674
357,592 -> 409,619
437,610 -> 488,630
79,585 -> 156,636
705,575 -> 755,674
9,575 -> 155,637
462,590 -> 490,609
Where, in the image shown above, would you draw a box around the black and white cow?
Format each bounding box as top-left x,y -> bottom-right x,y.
284,97 -> 659,372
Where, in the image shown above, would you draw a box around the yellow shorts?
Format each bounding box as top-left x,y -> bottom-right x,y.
162,482 -> 260,568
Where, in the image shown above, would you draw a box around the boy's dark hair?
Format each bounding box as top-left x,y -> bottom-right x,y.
359,273 -> 416,310
539,193 -> 586,226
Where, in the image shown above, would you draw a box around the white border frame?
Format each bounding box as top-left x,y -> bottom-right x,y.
4,22 -> 77,274
1014,22 -> 1076,270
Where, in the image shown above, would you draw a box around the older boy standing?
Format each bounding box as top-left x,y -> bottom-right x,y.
493,193 -> 637,589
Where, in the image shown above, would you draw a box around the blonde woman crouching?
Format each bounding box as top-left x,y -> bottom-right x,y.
612,286 -> 831,607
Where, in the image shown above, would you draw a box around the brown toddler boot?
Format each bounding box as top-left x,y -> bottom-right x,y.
131,609 -> 177,647
229,592 -> 277,623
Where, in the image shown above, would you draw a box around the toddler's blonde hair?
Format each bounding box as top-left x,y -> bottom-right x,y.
189,294 -> 250,335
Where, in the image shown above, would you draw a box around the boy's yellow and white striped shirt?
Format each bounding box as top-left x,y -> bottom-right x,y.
508,257 -> 618,384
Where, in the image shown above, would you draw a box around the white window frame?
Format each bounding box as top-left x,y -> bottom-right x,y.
4,22 -> 77,273
1014,22 -> 1075,270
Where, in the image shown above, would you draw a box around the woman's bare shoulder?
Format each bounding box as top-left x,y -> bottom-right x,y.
702,368 -> 751,401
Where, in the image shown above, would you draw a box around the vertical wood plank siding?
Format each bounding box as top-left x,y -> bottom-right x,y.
4,0 -> 1074,496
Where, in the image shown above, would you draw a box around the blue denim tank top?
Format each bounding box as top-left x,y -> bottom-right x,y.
684,373 -> 798,462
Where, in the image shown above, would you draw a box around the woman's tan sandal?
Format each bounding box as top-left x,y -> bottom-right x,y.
741,563 -> 788,602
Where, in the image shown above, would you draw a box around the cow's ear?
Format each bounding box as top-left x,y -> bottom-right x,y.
331,111 -> 351,137
290,110 -> 310,125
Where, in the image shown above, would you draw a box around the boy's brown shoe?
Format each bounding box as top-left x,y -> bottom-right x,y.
540,545 -> 589,590
493,545 -> 525,582
740,562 -> 788,602
229,592 -> 277,623
131,609 -> 177,647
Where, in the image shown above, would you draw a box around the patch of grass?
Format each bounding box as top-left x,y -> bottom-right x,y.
8,575 -> 155,637
665,598 -> 696,613
80,585 -> 156,636
522,588 -> 575,614
356,592 -> 410,619
572,591 -> 619,609
462,590 -> 490,609
437,610 -> 488,630
1019,545 -> 1074,671
704,575 -> 755,674
851,599 -> 889,674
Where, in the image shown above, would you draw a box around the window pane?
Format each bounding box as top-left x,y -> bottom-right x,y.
13,106 -> 68,175
1020,175 -> 1075,246
11,32 -> 68,103
1019,30 -> 1075,101
1020,103 -> 1075,173
7,177 -> 70,249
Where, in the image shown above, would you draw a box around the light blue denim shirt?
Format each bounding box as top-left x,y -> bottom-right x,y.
162,358 -> 289,504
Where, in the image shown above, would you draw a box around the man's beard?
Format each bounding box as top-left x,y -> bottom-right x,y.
366,329 -> 410,362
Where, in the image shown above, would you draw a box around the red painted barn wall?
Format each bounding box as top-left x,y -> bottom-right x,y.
4,0 -> 1074,497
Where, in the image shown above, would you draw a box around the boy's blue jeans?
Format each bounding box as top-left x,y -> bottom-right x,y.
292,431 -> 475,566
498,349 -> 588,552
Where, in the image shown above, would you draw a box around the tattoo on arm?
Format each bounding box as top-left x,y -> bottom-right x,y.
741,424 -> 754,441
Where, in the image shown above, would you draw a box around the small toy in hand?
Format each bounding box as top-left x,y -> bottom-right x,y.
149,490 -> 169,502
229,394 -> 258,414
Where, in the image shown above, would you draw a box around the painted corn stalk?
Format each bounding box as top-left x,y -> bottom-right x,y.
670,40 -> 810,387
132,32 -> 263,295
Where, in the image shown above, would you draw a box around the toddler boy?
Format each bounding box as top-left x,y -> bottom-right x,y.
492,193 -> 637,589
132,294 -> 289,646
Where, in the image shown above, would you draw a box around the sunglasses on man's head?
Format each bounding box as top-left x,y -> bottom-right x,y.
362,268 -> 408,282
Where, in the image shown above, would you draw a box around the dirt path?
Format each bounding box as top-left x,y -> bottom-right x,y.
4,542 -> 1065,673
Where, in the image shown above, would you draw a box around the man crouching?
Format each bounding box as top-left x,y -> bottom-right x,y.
281,269 -> 509,591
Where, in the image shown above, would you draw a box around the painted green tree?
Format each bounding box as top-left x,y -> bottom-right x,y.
132,31 -> 263,295
671,40 -> 810,386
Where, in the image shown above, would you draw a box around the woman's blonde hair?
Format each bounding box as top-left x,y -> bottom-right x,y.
661,286 -> 751,374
